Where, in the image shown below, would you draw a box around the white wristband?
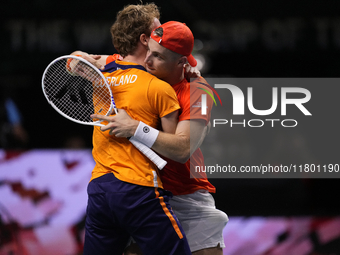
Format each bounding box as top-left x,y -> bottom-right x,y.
133,121 -> 159,148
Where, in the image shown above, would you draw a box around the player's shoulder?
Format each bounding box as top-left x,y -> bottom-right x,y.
189,77 -> 212,92
178,77 -> 213,98
148,75 -> 172,88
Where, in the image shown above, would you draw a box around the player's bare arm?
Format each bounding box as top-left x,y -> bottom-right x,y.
70,51 -> 108,70
92,109 -> 178,136
153,119 -> 206,163
92,110 -> 207,164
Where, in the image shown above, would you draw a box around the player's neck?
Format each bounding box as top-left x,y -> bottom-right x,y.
122,44 -> 147,67
166,70 -> 185,86
122,55 -> 145,67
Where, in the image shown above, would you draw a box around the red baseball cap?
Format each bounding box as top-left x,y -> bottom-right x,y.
150,21 -> 197,67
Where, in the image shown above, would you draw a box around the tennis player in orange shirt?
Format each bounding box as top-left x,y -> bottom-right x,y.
92,21 -> 228,255
74,4 -> 192,255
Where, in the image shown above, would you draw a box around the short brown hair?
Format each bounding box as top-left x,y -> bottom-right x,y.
110,3 -> 160,57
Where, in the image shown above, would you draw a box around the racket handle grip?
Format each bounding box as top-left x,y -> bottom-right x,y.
129,136 -> 167,170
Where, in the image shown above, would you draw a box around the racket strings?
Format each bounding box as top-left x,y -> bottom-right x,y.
43,57 -> 112,123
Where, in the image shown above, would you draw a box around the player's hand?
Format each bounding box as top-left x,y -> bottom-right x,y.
70,51 -> 105,70
91,109 -> 139,137
83,55 -> 105,70
184,64 -> 201,81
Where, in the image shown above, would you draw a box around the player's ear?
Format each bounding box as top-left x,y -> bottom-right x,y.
140,34 -> 148,46
178,56 -> 188,66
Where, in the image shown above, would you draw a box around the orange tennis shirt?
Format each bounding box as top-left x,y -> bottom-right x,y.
160,77 -> 216,195
90,59 -> 180,189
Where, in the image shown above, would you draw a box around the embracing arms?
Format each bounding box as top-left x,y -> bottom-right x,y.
91,110 -> 209,164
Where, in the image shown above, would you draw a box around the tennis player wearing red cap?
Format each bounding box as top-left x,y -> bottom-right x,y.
72,4 -> 193,255
97,21 -> 229,255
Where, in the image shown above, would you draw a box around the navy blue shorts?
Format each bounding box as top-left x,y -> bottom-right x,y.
83,173 -> 191,255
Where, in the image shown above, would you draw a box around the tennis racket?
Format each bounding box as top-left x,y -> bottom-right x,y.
42,55 -> 167,169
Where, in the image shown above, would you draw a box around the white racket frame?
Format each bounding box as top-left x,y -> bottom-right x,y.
42,55 -> 167,170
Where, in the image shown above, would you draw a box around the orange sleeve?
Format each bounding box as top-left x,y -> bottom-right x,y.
147,78 -> 180,118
